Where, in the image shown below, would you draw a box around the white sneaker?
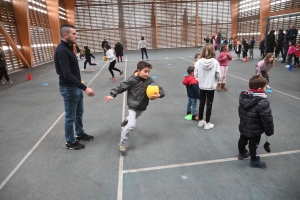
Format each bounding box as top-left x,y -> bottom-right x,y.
198,120 -> 205,127
285,65 -> 290,68
204,122 -> 214,130
278,58 -> 283,61
266,85 -> 271,90
81,69 -> 86,71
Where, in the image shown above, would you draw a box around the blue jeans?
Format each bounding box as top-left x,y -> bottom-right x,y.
141,48 -> 148,59
59,85 -> 84,144
187,98 -> 197,115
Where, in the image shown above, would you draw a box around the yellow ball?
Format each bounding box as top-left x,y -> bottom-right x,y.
103,56 -> 108,61
146,83 -> 159,98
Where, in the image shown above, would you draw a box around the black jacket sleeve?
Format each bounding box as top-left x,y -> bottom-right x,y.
259,99 -> 274,136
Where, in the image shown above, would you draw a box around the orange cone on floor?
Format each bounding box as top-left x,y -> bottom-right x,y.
244,56 -> 248,62
27,72 -> 32,80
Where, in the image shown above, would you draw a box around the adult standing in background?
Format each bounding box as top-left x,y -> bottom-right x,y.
217,32 -> 222,51
137,36 -> 149,60
54,24 -> 95,150
281,24 -> 298,63
114,41 -> 124,62
0,46 -> 13,85
102,37 -> 109,56
276,29 -> 285,60
265,30 -> 276,54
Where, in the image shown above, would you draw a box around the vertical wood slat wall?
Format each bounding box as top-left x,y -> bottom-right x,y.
0,0 -> 23,72
74,0 -> 232,52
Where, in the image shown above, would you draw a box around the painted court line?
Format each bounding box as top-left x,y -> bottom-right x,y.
123,149 -> 300,174
117,55 -> 127,200
0,62 -> 108,191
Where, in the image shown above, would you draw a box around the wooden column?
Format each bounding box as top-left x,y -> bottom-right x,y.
230,0 -> 239,39
0,23 -> 30,67
45,0 -> 60,48
154,0 -> 158,49
65,0 -> 75,26
11,0 -> 32,67
260,0 -> 271,39
195,0 -> 198,47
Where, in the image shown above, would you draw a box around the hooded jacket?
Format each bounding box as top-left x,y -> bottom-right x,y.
110,74 -> 165,111
182,76 -> 200,99
239,90 -> 274,137
194,58 -> 221,90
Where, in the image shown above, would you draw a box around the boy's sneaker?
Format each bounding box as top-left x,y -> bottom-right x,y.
204,122 -> 214,130
238,151 -> 250,160
266,85 -> 271,90
7,80 -> 13,84
81,69 -> 86,71
198,120 -> 205,127
119,143 -> 126,154
76,133 -> 94,141
121,119 -> 128,127
0,81 -> 5,85
120,70 -> 123,75
66,141 -> 85,150
249,157 -> 266,168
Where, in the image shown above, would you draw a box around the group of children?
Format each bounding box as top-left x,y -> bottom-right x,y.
182,43 -> 274,168
100,39 -> 275,168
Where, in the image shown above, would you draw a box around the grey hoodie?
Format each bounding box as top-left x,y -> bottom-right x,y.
194,58 -> 221,90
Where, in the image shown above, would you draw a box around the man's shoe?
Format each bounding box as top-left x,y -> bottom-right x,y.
66,141 -> 85,150
249,157 -> 266,168
0,81 -> 5,85
7,80 -> 13,84
120,70 -> 123,75
238,151 -> 250,160
76,133 -> 94,141
121,119 -> 128,127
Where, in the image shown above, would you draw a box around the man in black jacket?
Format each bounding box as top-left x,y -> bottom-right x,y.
276,29 -> 285,60
54,24 -> 95,150
237,75 -> 274,168
101,37 -> 109,56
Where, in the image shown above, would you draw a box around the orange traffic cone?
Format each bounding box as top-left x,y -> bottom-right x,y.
27,72 -> 32,80
244,56 -> 248,62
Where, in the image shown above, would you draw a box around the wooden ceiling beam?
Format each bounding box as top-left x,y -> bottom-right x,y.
260,0 -> 271,39
65,0 -> 75,26
11,0 -> 33,67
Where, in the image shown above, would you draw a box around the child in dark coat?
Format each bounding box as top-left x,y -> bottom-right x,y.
182,66 -> 200,120
238,75 -> 274,168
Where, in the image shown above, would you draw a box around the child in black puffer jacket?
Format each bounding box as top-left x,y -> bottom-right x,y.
238,75 -> 274,168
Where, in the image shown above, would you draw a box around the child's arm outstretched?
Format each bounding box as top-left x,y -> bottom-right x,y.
104,78 -> 133,103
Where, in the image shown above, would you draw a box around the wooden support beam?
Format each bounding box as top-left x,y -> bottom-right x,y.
260,0 -> 271,39
230,0 -> 239,39
65,0 -> 75,26
11,0 -> 33,67
154,0 -> 158,49
45,0 -> 60,48
0,23 -> 30,68
195,0 -> 198,47
268,7 -> 300,17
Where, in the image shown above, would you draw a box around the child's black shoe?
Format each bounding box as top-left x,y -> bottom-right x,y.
238,150 -> 250,160
249,157 -> 266,169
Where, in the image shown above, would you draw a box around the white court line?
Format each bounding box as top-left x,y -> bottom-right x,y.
117,55 -> 127,200
123,149 -> 300,174
179,57 -> 300,101
0,62 -> 108,191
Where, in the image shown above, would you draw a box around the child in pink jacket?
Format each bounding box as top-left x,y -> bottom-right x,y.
217,44 -> 232,91
286,41 -> 297,68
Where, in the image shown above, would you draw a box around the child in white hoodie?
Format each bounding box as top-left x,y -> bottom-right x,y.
104,43 -> 123,79
194,43 -> 221,130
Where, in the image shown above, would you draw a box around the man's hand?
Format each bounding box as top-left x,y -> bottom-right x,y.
84,87 -> 95,97
104,95 -> 114,102
150,92 -> 160,100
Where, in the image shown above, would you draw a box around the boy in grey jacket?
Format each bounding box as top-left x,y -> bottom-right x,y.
105,61 -> 165,154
